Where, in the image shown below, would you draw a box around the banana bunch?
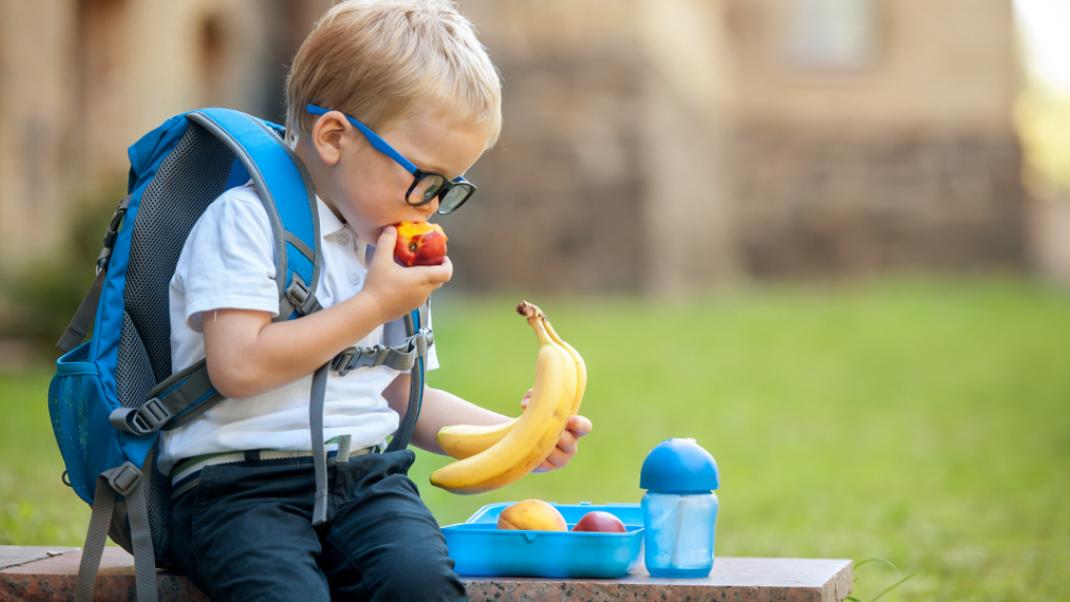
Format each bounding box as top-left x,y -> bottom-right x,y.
429,301 -> 587,494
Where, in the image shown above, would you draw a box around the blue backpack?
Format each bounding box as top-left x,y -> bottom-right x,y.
48,108 -> 431,601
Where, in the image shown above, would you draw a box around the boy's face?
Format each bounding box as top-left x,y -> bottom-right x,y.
305,107 -> 489,244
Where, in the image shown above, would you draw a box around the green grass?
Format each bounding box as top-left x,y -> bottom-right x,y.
3,275 -> 1067,599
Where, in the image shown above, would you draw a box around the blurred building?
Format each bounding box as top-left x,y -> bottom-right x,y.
0,0 -> 1025,294
0,0 -> 330,268
455,0 -> 1025,293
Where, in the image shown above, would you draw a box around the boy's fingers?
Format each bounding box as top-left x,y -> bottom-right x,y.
435,257 -> 454,281
408,258 -> 452,280
373,227 -> 397,266
535,434 -> 581,473
556,430 -> 578,454
566,415 -> 593,437
544,447 -> 570,469
378,225 -> 397,244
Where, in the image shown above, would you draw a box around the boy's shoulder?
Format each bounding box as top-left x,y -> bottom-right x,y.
198,181 -> 271,229
172,181 -> 278,298
212,180 -> 264,210
182,181 -> 274,257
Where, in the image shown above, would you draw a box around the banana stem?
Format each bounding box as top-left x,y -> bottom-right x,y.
518,301 -> 554,346
516,300 -> 544,320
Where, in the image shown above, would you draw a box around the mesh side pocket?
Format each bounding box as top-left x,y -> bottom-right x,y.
47,342 -> 117,504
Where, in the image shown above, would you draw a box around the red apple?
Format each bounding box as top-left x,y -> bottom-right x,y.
571,511 -> 627,533
393,221 -> 448,266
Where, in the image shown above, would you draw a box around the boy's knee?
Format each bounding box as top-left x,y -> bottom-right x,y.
375,551 -> 467,601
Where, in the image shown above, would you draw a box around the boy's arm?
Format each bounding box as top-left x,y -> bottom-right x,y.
203,294 -> 384,398
385,375 -> 593,471
382,375 -> 508,455
202,227 -> 451,398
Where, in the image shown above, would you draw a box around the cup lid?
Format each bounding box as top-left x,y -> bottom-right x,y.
640,438 -> 719,492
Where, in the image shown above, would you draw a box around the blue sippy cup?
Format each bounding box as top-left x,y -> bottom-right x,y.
639,438 -> 720,578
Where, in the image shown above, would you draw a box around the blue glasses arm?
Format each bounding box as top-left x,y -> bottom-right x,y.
347,119 -> 420,175
305,104 -> 419,175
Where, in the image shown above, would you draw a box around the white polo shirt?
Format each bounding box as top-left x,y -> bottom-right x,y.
158,182 -> 438,475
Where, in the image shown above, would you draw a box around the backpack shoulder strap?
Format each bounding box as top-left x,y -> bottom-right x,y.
384,304 -> 430,453
110,109 -> 324,437
188,108 -> 322,317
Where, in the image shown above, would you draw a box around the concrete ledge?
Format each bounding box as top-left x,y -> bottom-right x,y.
0,546 -> 853,601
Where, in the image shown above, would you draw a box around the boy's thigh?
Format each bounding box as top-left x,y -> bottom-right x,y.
321,451 -> 467,601
170,463 -> 331,602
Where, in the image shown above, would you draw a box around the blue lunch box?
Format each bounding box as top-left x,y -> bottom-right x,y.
442,501 -> 644,578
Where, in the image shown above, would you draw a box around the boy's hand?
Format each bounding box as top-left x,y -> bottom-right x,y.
519,388 -> 593,473
362,226 -> 452,322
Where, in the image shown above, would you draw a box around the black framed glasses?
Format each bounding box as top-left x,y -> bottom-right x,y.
306,104 -> 476,214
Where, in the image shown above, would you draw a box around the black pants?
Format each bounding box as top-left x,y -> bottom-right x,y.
169,449 -> 468,601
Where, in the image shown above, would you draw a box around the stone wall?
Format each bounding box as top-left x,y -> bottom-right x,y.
446,49 -> 647,293
729,123 -> 1025,276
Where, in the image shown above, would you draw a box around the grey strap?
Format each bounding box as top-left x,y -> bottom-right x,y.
126,471 -> 158,602
310,363 -> 330,526
76,463 -> 157,602
109,360 -> 222,435
331,330 -> 432,375
57,271 -> 105,352
386,312 -> 425,453
76,472 -> 118,602
311,304 -> 430,522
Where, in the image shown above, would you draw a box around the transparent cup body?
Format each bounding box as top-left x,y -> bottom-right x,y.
642,491 -> 718,577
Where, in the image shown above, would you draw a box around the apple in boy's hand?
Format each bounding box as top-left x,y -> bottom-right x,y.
393,221 -> 448,266
571,511 -> 627,533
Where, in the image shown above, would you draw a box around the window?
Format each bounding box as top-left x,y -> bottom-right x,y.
787,0 -> 878,70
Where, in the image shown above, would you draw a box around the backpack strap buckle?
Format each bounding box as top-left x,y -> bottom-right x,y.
331,348 -> 358,376
284,275 -> 322,316
109,397 -> 173,436
134,397 -> 173,433
95,195 -> 130,275
330,328 -> 434,376
105,462 -> 142,497
407,329 -> 433,358
331,344 -> 389,376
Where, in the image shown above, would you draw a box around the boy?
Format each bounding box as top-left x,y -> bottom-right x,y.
161,1 -> 592,600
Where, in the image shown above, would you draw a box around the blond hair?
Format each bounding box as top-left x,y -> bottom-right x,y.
285,0 -> 502,147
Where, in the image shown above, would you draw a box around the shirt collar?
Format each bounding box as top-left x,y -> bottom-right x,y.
316,196 -> 374,267
317,196 -> 347,240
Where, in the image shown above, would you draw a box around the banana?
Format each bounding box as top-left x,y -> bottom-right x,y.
544,315 -> 587,416
436,417 -> 518,459
436,303 -> 587,459
430,301 -> 578,494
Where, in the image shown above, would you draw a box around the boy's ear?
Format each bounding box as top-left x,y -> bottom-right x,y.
310,111 -> 348,166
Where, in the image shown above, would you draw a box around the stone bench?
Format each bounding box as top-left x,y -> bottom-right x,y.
1,546 -> 853,601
